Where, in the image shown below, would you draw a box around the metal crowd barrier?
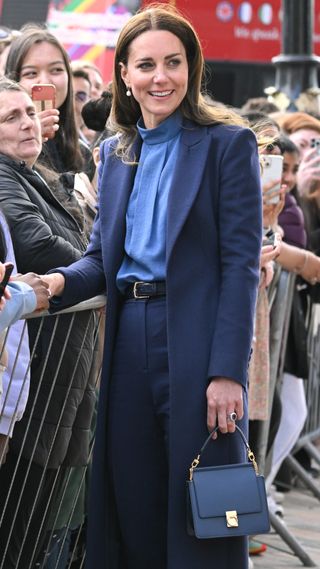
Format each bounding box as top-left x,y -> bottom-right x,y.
0,296 -> 106,569
256,267 -> 296,476
1,271 -> 320,568
284,301 -> 320,501
257,269 -> 317,567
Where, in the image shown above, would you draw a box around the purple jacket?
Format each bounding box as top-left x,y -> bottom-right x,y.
279,191 -> 307,249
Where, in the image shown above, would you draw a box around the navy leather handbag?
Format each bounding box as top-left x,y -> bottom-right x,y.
187,425 -> 270,539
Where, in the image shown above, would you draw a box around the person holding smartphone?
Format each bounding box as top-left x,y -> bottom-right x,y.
277,112 -> 320,253
5,24 -> 87,175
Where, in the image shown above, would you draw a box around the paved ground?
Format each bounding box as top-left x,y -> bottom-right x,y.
251,477 -> 320,569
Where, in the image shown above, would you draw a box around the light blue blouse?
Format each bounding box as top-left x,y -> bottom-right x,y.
117,111 -> 183,292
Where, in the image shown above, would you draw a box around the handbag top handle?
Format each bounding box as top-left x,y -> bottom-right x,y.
189,424 -> 259,481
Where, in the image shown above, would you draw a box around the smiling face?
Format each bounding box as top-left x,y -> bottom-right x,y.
120,29 -> 188,129
282,151 -> 300,192
0,90 -> 42,166
19,41 -> 69,109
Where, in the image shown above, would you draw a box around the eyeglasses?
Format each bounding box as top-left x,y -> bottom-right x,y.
75,91 -> 90,103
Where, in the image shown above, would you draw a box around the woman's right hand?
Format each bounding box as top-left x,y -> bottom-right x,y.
261,232 -> 282,266
37,109 -> 60,142
42,273 -> 66,298
262,181 -> 286,227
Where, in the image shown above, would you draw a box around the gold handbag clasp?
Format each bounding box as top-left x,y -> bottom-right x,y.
226,510 -> 238,528
189,455 -> 200,481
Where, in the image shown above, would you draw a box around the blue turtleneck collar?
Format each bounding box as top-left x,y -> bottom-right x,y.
137,110 -> 183,145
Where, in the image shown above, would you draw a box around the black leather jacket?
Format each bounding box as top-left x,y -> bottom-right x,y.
0,154 -> 96,468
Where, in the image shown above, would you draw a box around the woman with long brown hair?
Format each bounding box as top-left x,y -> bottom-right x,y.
5,24 -> 85,174
45,5 -> 263,568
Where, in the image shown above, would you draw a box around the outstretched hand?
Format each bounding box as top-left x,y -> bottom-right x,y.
41,273 -> 66,298
13,273 -> 50,311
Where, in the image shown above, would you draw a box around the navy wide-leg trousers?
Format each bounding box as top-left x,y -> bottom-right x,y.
108,298 -> 169,569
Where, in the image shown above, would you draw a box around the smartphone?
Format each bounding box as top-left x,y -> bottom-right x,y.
263,231 -> 276,248
31,84 -> 56,113
260,154 -> 284,204
0,262 -> 14,300
310,138 -> 320,153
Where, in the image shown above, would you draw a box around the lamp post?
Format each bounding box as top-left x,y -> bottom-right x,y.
265,0 -> 320,113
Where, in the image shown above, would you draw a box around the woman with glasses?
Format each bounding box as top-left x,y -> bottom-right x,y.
72,68 -> 92,146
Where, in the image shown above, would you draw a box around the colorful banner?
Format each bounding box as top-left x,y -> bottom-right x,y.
46,0 -> 140,82
47,0 -> 320,81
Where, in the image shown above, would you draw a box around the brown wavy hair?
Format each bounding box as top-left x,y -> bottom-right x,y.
109,3 -> 245,161
5,24 -> 83,173
277,111 -> 320,136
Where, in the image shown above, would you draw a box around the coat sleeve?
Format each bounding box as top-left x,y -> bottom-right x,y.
207,128 -> 263,388
48,143 -> 109,309
0,282 -> 36,333
49,160 -> 107,309
0,171 -> 82,274
50,211 -> 106,310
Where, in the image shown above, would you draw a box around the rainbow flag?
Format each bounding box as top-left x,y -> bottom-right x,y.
46,0 -> 139,81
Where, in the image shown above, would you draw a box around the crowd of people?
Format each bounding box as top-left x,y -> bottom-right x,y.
0,5 -> 319,569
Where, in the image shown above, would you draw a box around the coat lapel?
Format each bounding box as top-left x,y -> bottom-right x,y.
99,138 -> 141,280
100,123 -> 210,276
166,122 -> 210,264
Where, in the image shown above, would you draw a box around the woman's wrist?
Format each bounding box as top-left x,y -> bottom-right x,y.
44,273 -> 66,298
294,250 -> 309,275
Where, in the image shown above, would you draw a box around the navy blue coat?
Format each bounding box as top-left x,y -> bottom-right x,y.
57,120 -> 262,568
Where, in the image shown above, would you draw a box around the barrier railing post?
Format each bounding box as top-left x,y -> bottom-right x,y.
255,269 -> 296,474
255,269 -> 317,567
284,300 -> 320,499
0,296 -> 106,569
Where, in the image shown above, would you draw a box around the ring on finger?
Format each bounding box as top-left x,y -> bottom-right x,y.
227,412 -> 237,422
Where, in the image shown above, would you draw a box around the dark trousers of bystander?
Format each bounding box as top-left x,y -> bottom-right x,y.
0,453 -> 63,569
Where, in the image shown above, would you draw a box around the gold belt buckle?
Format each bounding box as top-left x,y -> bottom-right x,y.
133,281 -> 151,299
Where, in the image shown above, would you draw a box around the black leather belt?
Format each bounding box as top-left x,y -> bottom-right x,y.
124,281 -> 166,299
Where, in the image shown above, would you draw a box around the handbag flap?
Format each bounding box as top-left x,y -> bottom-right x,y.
192,462 -> 262,519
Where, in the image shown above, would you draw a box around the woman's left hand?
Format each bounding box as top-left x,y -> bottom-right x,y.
37,108 -> 60,142
206,377 -> 243,437
262,183 -> 286,227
